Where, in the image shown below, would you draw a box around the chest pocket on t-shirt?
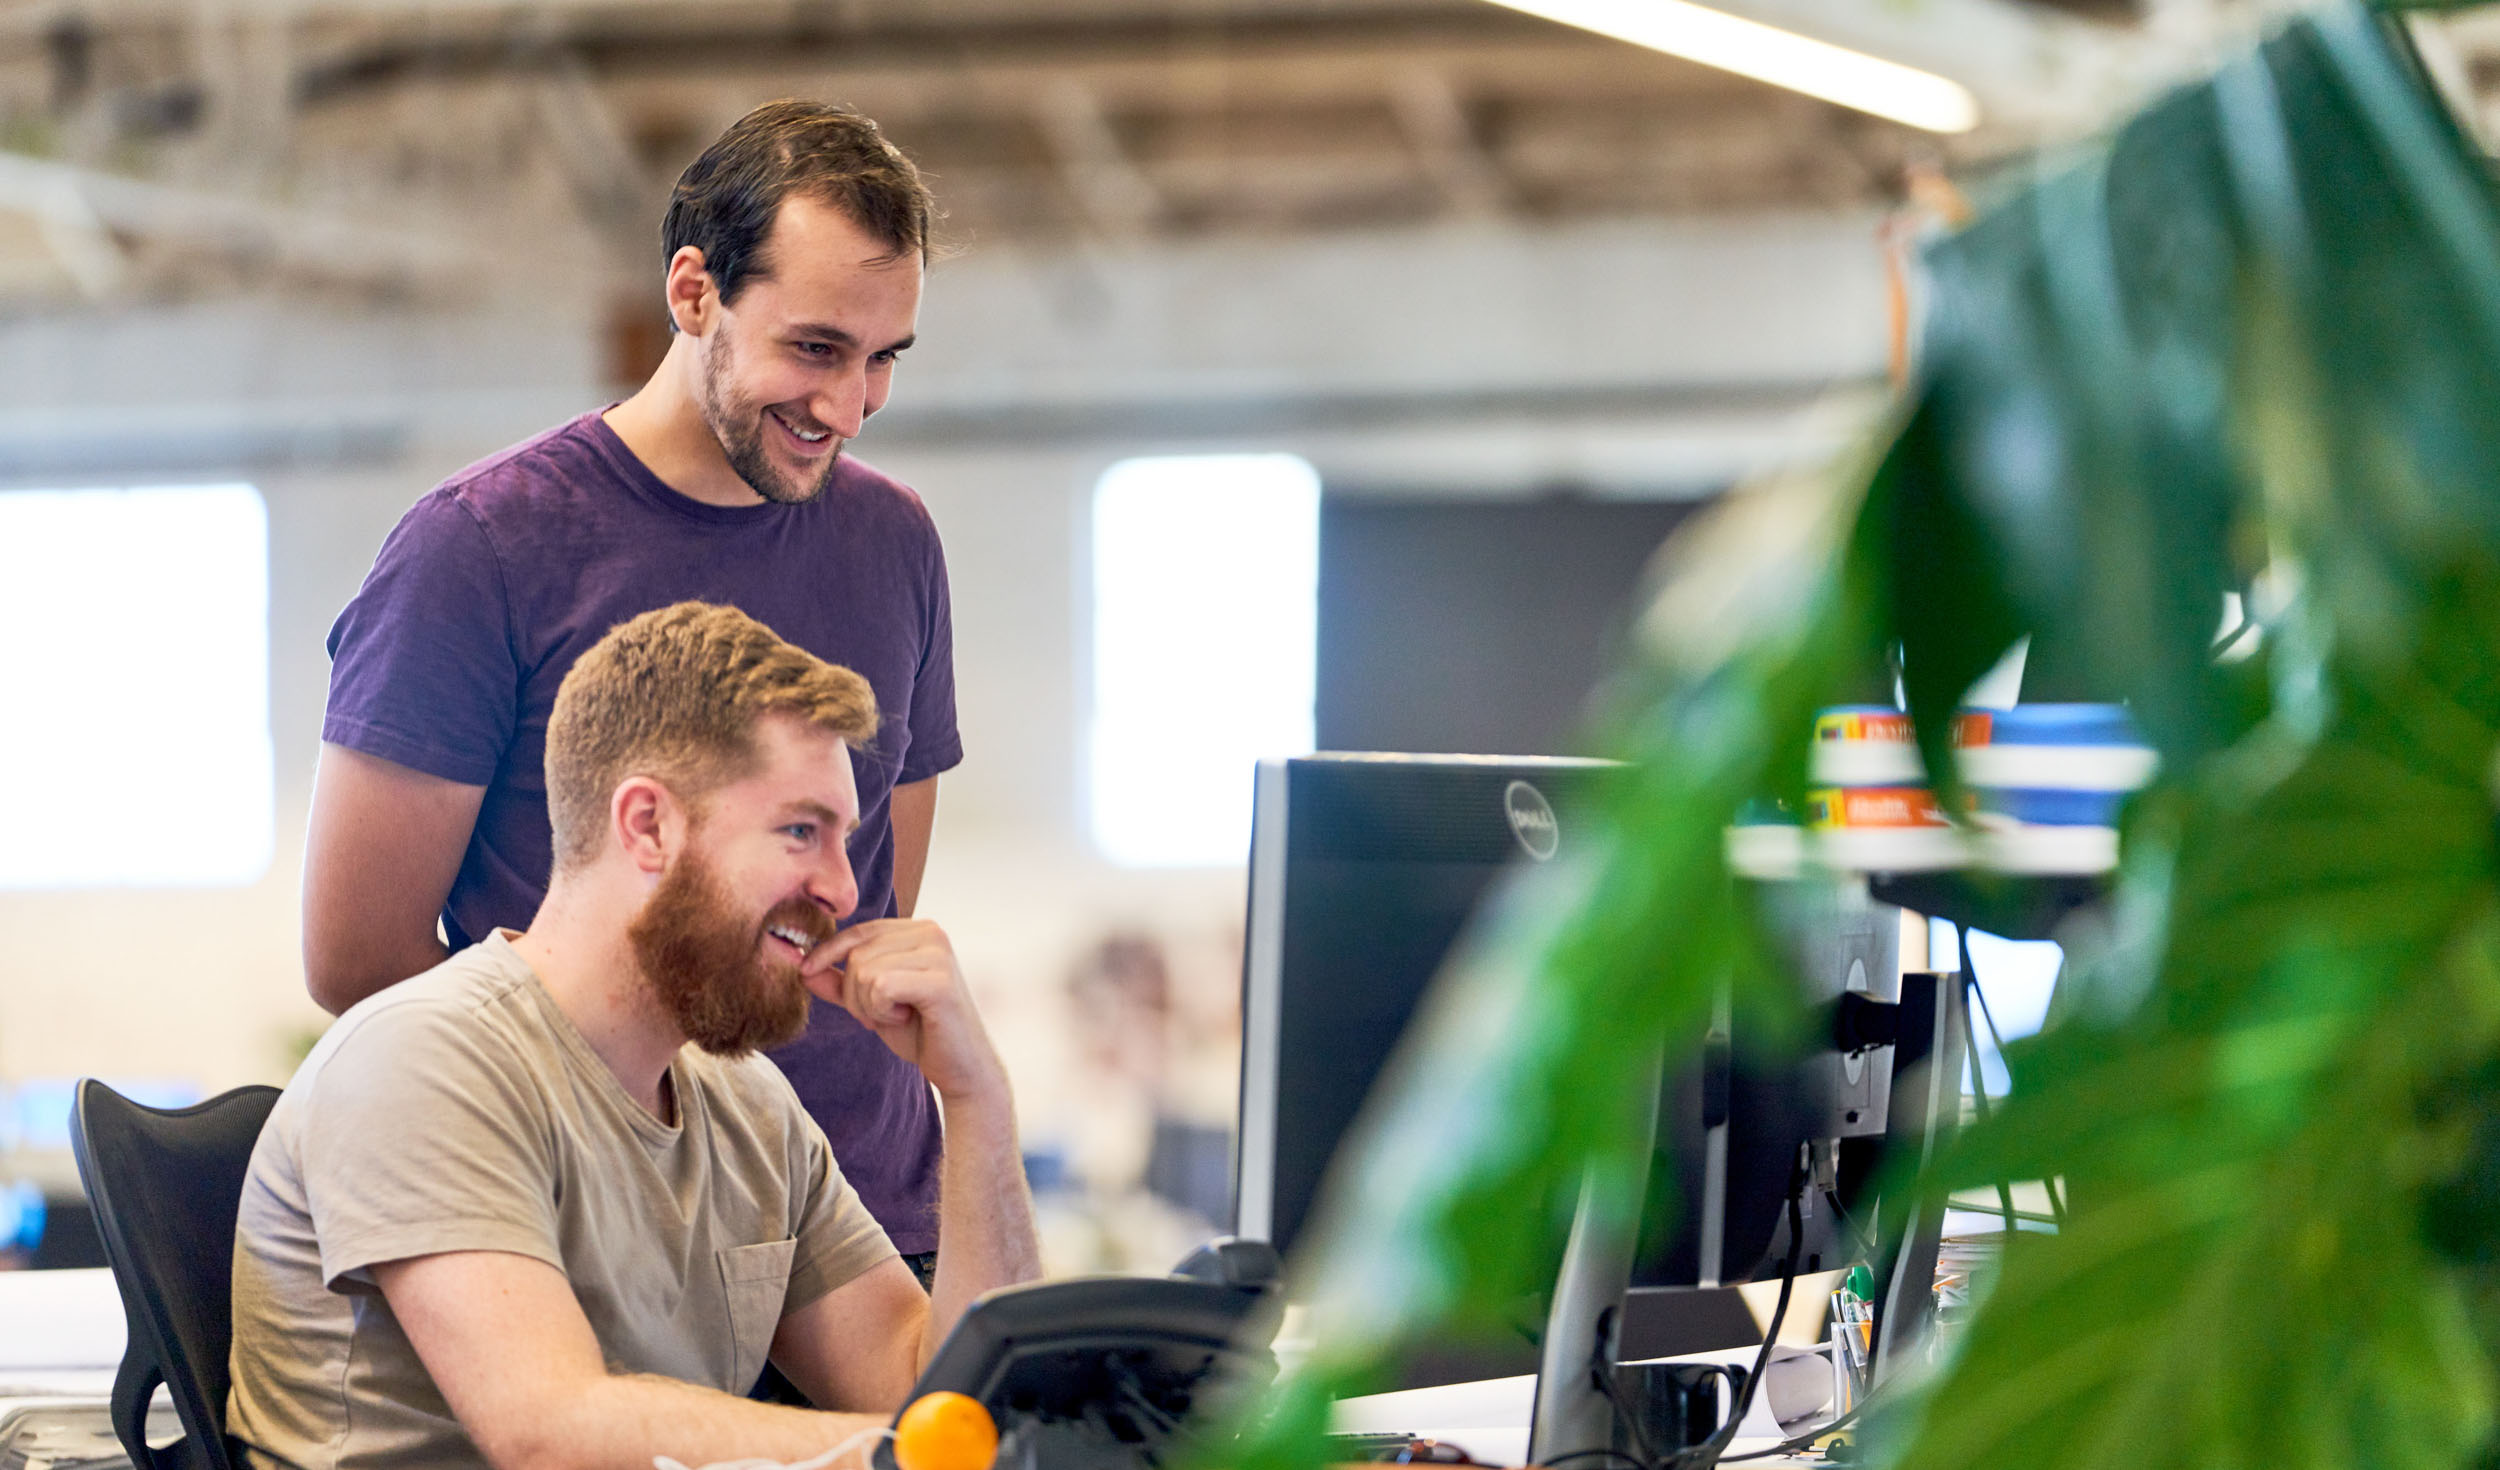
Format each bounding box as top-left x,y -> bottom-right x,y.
717,1238 -> 799,1394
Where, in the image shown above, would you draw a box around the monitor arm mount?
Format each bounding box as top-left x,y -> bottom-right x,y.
1527,1033 -> 1671,1466
1526,988 -> 1920,1468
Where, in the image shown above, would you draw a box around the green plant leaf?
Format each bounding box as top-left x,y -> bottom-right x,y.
1225,9 -> 2500,1470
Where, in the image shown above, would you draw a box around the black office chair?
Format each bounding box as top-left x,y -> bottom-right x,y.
69,1078 -> 282,1470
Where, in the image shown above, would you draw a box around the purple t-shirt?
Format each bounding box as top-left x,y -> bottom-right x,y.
322,411 -> 960,1252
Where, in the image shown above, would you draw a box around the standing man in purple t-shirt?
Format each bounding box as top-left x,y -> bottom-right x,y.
305,101 -> 959,1275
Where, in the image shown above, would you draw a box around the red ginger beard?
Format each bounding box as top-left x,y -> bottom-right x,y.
625,840 -> 835,1056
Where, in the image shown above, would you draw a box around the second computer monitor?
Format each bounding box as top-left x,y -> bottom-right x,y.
1233,752 -> 1896,1287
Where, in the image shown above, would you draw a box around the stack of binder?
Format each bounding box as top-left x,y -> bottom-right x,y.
1727,704 -> 2155,878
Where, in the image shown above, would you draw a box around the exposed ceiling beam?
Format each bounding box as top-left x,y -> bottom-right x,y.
528,44 -> 653,245
1032,79 -> 1162,239
258,0 -> 2192,144
253,0 -> 2222,154
0,148 -> 487,288
286,7 -> 1578,107
1388,69 -> 1511,217
490,35 -> 1767,129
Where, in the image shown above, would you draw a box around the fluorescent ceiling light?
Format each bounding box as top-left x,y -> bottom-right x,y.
1485,0 -> 1981,134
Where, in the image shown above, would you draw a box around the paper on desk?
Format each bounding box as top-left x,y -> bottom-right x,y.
0,1373 -> 116,1400
0,1272 -> 123,1372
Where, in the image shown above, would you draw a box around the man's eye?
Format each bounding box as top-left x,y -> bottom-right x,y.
783,824 -> 817,842
871,350 -> 898,365
798,342 -> 834,359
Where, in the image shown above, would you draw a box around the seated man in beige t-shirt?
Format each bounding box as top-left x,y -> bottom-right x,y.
229,602 -> 1042,1470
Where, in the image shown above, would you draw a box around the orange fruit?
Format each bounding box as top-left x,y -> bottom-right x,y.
893,1390 -> 999,1470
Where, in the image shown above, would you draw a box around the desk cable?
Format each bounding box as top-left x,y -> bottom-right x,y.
1546,1155 -> 1812,1470
1661,1156 -> 1809,1470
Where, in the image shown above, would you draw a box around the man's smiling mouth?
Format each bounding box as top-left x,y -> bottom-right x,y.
766,922 -> 817,959
769,409 -> 831,445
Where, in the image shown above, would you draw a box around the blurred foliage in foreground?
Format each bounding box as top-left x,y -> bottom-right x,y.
1232,4 -> 2500,1468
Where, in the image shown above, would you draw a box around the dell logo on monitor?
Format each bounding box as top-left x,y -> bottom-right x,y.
1504,780 -> 1560,861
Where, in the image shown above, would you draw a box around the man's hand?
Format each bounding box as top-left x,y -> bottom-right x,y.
302,743 -> 486,1014
802,920 -> 1003,1102
798,918 -> 1042,1334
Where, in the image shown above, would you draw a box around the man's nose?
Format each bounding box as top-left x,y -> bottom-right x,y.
811,843 -> 860,922
815,367 -> 869,441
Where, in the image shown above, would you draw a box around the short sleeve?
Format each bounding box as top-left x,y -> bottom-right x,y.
323,491 -> 519,786
783,1125 -> 901,1312
297,1003 -> 562,1291
897,531 -> 962,785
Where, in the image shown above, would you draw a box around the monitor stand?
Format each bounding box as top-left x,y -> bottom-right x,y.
1526,1039 -> 1670,1465
1866,969 -> 1966,1383
1523,971 -> 1964,1464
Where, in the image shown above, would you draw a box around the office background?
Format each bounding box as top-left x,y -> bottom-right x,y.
0,0 -> 2364,1272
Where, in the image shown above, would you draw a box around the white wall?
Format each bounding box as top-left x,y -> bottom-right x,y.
0,300 -> 600,1113
0,210 -> 1890,1159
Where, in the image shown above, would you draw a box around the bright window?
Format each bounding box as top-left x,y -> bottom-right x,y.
1932,919 -> 2062,1097
1090,455 -> 1320,866
0,484 -> 273,887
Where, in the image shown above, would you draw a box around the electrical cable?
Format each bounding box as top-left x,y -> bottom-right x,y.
1960,927 -> 2069,1229
1953,931 -> 2021,1238
2211,610 -> 2259,658
1965,965 -> 2013,1064
1940,1204 -> 2058,1226
1661,1155 -> 1809,1470
1964,976 -> 2067,1228
1107,1356 -> 1183,1437
1821,1187 -> 1870,1256
1588,1318 -> 1662,1470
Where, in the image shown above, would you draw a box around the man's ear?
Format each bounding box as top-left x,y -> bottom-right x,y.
610,776 -> 680,876
664,247 -> 716,335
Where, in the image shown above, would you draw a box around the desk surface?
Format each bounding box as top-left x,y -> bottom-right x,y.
1331,1346 -> 1833,1468
5,1266 -> 1836,1466
0,1267 -> 120,1396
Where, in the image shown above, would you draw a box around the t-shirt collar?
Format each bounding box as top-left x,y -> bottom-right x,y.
579,407 -> 800,529
485,928 -> 691,1145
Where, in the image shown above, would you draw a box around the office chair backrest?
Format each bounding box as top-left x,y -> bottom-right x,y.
69,1078 -> 282,1470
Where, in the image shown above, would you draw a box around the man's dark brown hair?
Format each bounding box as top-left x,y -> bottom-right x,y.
662,100 -> 935,306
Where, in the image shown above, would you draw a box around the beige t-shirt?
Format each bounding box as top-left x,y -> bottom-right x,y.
227,933 -> 897,1470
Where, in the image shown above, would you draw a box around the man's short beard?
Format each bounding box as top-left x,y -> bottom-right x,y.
698,324 -> 843,506
625,844 -> 829,1057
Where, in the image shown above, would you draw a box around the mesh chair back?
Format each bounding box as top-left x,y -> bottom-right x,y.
69,1079 -> 282,1470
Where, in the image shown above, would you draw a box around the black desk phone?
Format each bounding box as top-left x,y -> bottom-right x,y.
877,1238 -> 1284,1470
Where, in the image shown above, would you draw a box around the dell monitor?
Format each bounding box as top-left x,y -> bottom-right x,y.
1232,751 -> 1921,1430
1234,753 -> 1619,1263
1235,752 -> 1894,1271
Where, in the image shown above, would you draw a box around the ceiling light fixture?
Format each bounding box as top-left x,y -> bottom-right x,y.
1483,0 -> 1982,134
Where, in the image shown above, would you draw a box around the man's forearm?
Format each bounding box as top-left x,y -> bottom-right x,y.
923,1088 -> 1043,1361
514,1373 -> 882,1470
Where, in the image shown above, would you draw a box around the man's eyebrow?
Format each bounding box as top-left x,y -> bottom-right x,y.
791,324 -> 916,355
